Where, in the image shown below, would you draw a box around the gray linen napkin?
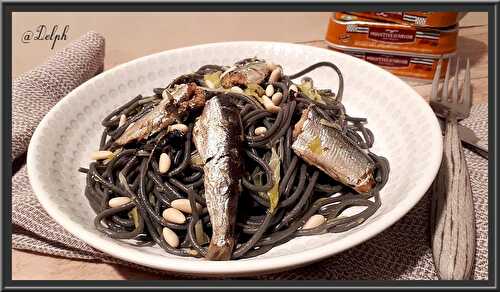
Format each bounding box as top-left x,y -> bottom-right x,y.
11,33 -> 489,279
12,31 -> 105,161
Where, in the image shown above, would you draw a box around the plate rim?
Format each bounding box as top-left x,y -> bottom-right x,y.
27,40 -> 443,276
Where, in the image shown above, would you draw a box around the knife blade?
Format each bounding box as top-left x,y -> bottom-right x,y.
438,118 -> 488,159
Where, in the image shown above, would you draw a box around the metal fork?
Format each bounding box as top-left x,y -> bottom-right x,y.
429,57 -> 476,280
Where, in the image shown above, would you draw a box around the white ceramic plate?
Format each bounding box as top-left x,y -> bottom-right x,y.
27,41 -> 442,276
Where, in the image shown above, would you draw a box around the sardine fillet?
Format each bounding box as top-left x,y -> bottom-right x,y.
192,95 -> 244,260
115,83 -> 205,145
292,108 -> 376,193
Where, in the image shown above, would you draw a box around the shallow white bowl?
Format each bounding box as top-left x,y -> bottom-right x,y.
27,41 -> 442,276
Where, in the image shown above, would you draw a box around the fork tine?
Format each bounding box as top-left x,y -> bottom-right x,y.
431,58 -> 443,101
442,57 -> 452,100
461,57 -> 471,107
452,56 -> 460,103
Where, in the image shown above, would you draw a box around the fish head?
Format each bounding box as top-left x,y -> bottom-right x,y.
220,59 -> 272,88
166,83 -> 207,120
162,83 -> 201,104
164,83 -> 189,104
353,168 -> 376,193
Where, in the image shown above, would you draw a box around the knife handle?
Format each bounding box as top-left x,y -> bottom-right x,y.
430,116 -> 476,280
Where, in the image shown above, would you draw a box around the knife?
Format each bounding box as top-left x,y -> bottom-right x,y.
438,118 -> 488,159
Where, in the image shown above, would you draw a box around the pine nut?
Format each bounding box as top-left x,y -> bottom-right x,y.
262,95 -> 280,113
265,84 -> 275,97
230,86 -> 244,93
108,196 -> 132,208
171,199 -> 202,214
162,227 -> 180,248
302,214 -> 326,230
118,114 -> 127,128
91,150 -> 114,160
271,92 -> 283,105
158,153 -> 171,174
187,249 -> 199,257
254,127 -> 267,136
103,148 -> 122,165
168,123 -> 189,134
289,84 -> 298,93
269,67 -> 282,83
162,208 -> 186,224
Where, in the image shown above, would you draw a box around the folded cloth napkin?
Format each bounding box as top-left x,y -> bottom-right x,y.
11,32 -> 489,279
12,31 -> 105,161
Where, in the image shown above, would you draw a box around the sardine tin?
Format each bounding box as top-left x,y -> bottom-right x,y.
326,12 -> 458,55
328,45 -> 455,80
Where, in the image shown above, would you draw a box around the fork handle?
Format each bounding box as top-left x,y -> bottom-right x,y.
430,115 -> 476,280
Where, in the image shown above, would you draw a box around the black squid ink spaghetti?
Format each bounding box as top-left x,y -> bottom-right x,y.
79,58 -> 390,260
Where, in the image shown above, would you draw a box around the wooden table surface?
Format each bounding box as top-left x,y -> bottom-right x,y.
12,12 -> 488,280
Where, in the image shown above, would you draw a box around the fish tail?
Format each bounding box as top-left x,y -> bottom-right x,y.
205,241 -> 234,261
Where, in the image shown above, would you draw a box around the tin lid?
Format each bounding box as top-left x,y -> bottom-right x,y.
331,14 -> 459,32
325,41 -> 457,59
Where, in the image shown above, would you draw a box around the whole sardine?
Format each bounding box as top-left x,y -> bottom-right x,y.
192,95 -> 244,260
115,83 -> 206,145
220,59 -> 272,89
292,107 -> 376,193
